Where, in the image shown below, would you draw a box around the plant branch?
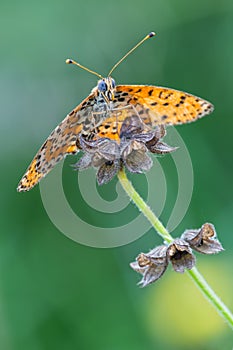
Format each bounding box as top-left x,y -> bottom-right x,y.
117,168 -> 233,329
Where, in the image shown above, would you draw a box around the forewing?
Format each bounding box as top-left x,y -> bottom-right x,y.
114,85 -> 214,127
17,93 -> 95,192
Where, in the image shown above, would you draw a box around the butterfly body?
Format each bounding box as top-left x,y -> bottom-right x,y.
81,77 -> 117,135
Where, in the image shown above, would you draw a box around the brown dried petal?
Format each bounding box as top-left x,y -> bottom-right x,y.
96,139 -> 120,160
182,223 -> 224,254
79,137 -> 100,153
144,125 -> 166,150
121,140 -> 143,158
167,239 -> 195,273
154,125 -> 166,139
72,153 -> 92,170
73,137 -> 117,170
80,137 -> 119,158
131,131 -> 156,143
130,259 -> 167,287
120,115 -> 145,138
125,151 -> 152,173
142,245 -> 168,265
91,153 -> 107,167
139,264 -> 168,287
96,160 -> 120,185
147,141 -> 178,154
130,261 -> 144,274
122,140 -> 153,173
137,253 -> 152,267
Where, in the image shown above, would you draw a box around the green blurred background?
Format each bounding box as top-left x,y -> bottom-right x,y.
1,0 -> 233,349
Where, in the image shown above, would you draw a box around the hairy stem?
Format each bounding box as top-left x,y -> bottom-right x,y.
117,168 -> 233,329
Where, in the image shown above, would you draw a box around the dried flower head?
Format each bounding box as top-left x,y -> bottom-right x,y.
74,115 -> 176,185
181,223 -> 224,254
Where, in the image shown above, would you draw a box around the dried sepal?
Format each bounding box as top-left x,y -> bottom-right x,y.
122,140 -> 153,173
72,152 -> 92,170
154,125 -> 166,139
80,137 -> 119,159
131,131 -> 156,143
139,245 -> 168,265
95,139 -> 120,160
120,115 -> 149,139
144,125 -> 177,154
96,160 -> 120,185
167,239 -> 195,273
147,141 -> 178,154
182,223 -> 224,254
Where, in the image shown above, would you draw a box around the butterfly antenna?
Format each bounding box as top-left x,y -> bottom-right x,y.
108,32 -> 156,77
66,58 -> 104,79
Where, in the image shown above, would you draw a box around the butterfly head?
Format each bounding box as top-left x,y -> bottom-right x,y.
66,32 -> 156,103
97,77 -> 116,102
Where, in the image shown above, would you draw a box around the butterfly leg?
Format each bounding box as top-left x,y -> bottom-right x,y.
111,104 -> 151,130
82,110 -> 110,139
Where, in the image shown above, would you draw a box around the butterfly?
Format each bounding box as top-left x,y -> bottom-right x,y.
17,32 -> 214,192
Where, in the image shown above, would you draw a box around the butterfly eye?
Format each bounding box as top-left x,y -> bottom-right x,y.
98,80 -> 107,92
111,79 -> 116,88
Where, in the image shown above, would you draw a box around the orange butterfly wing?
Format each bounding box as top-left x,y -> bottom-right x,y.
17,93 -> 95,192
115,85 -> 214,126
95,85 -> 213,141
93,85 -> 214,142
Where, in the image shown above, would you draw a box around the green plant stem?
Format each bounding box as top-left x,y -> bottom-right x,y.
117,168 -> 233,329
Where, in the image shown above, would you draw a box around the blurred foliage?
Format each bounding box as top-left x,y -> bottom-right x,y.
1,0 -> 233,349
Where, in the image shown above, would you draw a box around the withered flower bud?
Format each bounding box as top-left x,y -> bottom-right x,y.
130,245 -> 168,287
181,223 -> 224,254
73,137 -> 120,185
166,239 -> 195,273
